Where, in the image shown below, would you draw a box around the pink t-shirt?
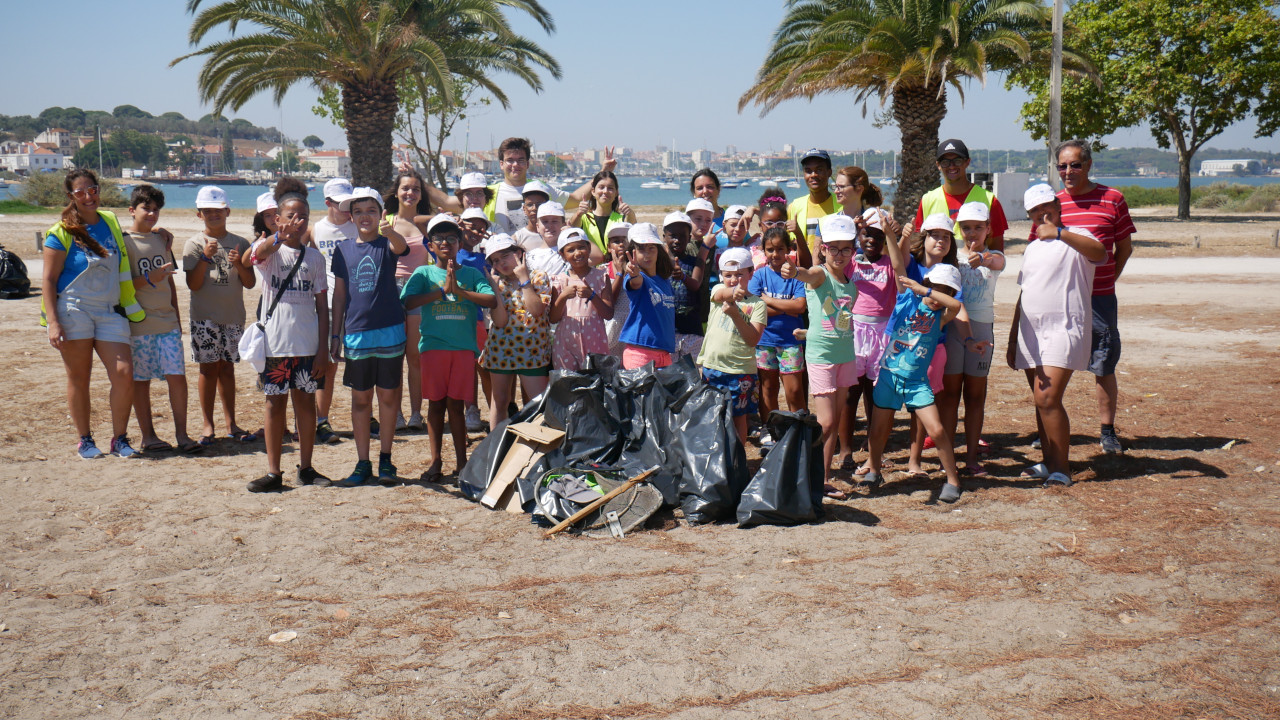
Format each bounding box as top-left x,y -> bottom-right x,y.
395,230 -> 429,280
846,255 -> 895,317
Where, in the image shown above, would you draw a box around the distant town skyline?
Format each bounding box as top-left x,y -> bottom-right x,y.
7,1 -> 1279,156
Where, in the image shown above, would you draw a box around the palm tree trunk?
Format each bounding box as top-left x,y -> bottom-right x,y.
342,81 -> 399,193
891,83 -> 949,224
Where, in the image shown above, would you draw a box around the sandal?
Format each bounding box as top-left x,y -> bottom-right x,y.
141,440 -> 174,453
838,456 -> 858,471
1021,462 -> 1050,479
964,462 -> 988,477
823,484 -> 848,500
197,435 -> 217,447
1044,472 -> 1073,488
178,439 -> 206,455
419,468 -> 444,484
231,428 -> 261,443
858,471 -> 883,491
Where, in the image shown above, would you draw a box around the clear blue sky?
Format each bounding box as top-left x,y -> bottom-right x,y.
7,0 -> 1277,155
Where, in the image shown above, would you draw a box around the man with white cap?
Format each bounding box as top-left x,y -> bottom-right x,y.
697,246 -> 767,442
907,138 -> 1008,254
308,177 -> 357,445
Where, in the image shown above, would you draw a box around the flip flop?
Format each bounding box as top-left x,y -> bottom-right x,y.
197,435 -> 217,447
858,471 -> 883,491
838,457 -> 858,471
964,462 -> 988,477
178,439 -> 206,455
231,429 -> 261,443
142,440 -> 174,453
1044,472 -> 1073,488
823,484 -> 848,500
419,468 -> 444,484
854,463 -> 872,476
1021,462 -> 1050,479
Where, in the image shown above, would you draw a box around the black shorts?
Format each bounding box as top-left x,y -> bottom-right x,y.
343,354 -> 404,392
1089,294 -> 1121,377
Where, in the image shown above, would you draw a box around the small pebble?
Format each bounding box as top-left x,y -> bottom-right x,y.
497,611 -> 512,619
268,630 -> 297,643
268,575 -> 282,583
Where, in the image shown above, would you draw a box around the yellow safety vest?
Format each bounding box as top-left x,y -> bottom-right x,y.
920,185 -> 995,242
40,210 -> 145,326
787,195 -> 839,261
577,209 -> 625,255
483,183 -> 500,224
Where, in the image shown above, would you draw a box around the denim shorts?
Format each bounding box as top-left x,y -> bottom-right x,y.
58,298 -> 130,344
1089,294 -> 1121,376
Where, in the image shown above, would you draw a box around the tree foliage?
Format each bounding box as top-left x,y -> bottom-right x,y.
23,171 -> 128,208
302,134 -> 325,150
1008,0 -> 1280,219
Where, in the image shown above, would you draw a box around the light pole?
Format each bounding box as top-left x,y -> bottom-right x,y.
1048,0 -> 1063,188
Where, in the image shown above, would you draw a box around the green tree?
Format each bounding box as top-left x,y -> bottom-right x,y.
740,0 -> 1062,221
174,0 -> 561,192
1008,0 -> 1280,219
302,134 -> 325,150
113,104 -> 153,119
300,161 -> 321,173
73,140 -> 123,171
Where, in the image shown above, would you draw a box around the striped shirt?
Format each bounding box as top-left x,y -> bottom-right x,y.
1054,185 -> 1136,296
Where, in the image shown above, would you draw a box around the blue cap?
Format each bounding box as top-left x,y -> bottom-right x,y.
801,148 -> 831,164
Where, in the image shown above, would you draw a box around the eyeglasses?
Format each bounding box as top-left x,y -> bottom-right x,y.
823,245 -> 856,257
1056,161 -> 1086,171
762,220 -> 786,227
937,158 -> 966,168
501,157 -> 529,166
71,185 -> 99,198
431,235 -> 460,245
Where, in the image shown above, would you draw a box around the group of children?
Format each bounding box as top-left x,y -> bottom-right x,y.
46,145 -> 1046,505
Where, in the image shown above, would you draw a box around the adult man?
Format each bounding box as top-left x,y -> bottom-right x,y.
908,139 -> 1008,252
1051,140 -> 1136,454
787,148 -> 838,267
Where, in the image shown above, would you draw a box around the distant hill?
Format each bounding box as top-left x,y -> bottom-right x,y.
0,106 -> 285,145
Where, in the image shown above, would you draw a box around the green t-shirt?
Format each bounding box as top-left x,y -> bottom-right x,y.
696,285 -> 767,374
804,266 -> 858,365
399,263 -> 493,353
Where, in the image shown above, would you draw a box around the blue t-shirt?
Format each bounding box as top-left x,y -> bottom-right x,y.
45,219 -> 119,294
881,290 -> 945,383
332,236 -> 408,335
620,273 -> 676,352
748,265 -> 806,347
905,256 -> 962,342
671,253 -> 705,335
456,246 -> 488,274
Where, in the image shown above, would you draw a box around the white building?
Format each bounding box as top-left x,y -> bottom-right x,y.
1199,159 -> 1263,176
0,142 -> 67,174
33,128 -> 75,156
309,150 -> 350,178
691,149 -> 711,167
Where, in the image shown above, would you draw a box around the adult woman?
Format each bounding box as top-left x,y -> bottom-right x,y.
834,166 -> 899,236
385,168 -> 433,430
691,169 -> 724,222
1008,184 -> 1106,487
570,170 -> 633,262
41,169 -> 142,458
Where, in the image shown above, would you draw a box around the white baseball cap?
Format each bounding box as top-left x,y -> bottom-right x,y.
820,214 -> 859,242
628,222 -> 664,245
718,247 -> 754,272
323,177 -> 354,202
920,213 -> 954,234
338,186 -> 384,212
925,263 -> 962,292
1024,183 -> 1058,211
460,207 -> 489,224
607,221 -> 632,239
537,201 -> 565,219
685,198 -> 714,215
663,211 -> 692,228
522,180 -> 553,198
557,227 -> 591,251
723,205 -> 747,221
458,172 -> 487,191
255,191 -> 277,214
956,202 -> 990,223
484,233 -> 517,258
861,207 -> 886,229
195,186 -> 229,209
426,212 -> 462,236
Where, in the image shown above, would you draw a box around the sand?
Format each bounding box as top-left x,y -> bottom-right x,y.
1,207 -> 1279,719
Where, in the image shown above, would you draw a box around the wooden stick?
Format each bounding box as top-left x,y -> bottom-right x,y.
543,465 -> 660,538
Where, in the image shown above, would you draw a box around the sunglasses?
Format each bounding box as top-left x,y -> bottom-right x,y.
761,219 -> 786,227
71,185 -> 100,198
1056,161 -> 1086,171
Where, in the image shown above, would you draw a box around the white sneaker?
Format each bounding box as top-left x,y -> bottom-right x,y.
395,413 -> 408,430
759,434 -> 776,449
465,405 -> 485,432
407,412 -> 424,430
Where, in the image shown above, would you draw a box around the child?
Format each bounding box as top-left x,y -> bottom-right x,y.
459,207 -> 494,433
458,208 -> 491,272
245,190 -> 331,492
779,213 -> 861,498
839,220 -> 896,473
182,186 -> 257,445
747,226 -> 808,447
664,211 -> 709,361
550,227 -> 613,371
698,247 -> 767,442
482,234 -> 551,425
513,181 -> 553,251
863,259 -> 968,503
523,200 -> 570,277
401,214 -> 499,483
329,187 -> 414,486
603,223 -> 633,357
251,192 -> 278,242
945,202 -> 1005,475
619,222 -> 677,369
686,197 -> 720,284
310,177 -> 357,446
755,192 -> 794,263
123,185 -> 200,455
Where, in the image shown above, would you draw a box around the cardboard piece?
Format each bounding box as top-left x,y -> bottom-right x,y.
480,418 -> 565,510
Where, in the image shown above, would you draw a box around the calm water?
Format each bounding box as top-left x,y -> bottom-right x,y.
6,173 -> 1279,209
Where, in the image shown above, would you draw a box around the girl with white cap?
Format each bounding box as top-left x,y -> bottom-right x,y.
549,227 -> 614,371
618,223 -> 677,369
482,234 -> 552,426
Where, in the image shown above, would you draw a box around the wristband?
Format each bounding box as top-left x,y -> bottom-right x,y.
964,336 -> 974,345
518,280 -> 531,289
143,270 -> 155,288
200,254 -> 214,264
331,334 -> 340,339
587,289 -> 596,301
925,288 -> 932,298
1056,227 -> 1063,240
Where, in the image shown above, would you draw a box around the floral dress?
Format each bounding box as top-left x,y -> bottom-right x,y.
551,267 -> 609,371
483,270 -> 553,371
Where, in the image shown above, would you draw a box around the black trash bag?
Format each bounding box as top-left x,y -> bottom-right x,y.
0,244 -> 30,299
737,410 -> 825,527
675,381 -> 750,524
457,392 -> 546,502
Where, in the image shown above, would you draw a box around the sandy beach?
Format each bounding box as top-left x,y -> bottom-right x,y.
1,207 -> 1279,718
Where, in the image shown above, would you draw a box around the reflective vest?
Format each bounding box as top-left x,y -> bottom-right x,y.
40,210 -> 145,326
787,195 -> 839,261
920,184 -> 995,242
483,183 -> 500,224
577,209 -> 625,255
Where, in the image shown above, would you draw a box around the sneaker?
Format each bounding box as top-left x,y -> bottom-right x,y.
378,458 -> 399,486
407,412 -> 425,431
247,473 -> 284,493
1100,431 -> 1124,454
110,434 -> 139,459
939,483 -> 962,504
464,405 -> 485,433
759,434 -> 776,449
298,466 -> 332,487
369,416 -> 380,438
1031,437 -> 1042,450
77,436 -> 103,460
315,420 -> 340,445
395,413 -> 408,431
338,460 -> 374,487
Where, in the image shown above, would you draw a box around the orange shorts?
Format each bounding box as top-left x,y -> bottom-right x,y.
622,345 -> 673,370
421,350 -> 476,403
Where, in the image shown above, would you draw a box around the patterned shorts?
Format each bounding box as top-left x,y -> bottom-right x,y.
190,320 -> 243,364
702,368 -> 759,417
131,330 -> 185,380
755,344 -> 805,374
259,355 -> 326,396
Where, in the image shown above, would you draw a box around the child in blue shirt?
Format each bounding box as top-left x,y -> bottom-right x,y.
619,223 -> 676,369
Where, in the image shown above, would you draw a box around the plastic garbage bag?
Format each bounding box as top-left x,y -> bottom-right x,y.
458,394 -> 545,502
674,379 -> 750,524
737,410 -> 825,527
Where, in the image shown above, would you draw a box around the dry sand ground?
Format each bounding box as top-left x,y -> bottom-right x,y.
1,207 -> 1279,719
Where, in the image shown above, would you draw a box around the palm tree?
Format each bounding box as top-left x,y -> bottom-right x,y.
174,0 -> 560,191
741,0 -> 1053,221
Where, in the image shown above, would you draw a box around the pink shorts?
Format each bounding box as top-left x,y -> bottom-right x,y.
852,318 -> 890,380
622,345 -> 673,370
808,360 -> 858,395
421,350 -> 477,403
927,345 -> 946,393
